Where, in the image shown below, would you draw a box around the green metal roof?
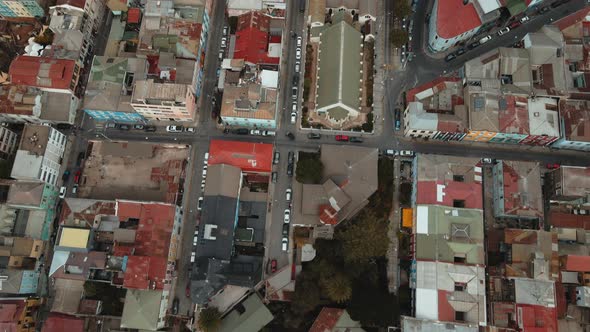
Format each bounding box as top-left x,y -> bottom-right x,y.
120,289 -> 163,330
414,205 -> 485,265
218,294 -> 274,332
316,20 -> 362,114
505,0 -> 527,16
90,56 -> 128,83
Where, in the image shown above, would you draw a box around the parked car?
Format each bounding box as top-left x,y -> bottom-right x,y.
307,133 -> 321,139
479,35 -> 492,44
349,137 -> 363,143
282,223 -> 290,236
284,209 -> 291,224
287,163 -> 294,177
197,197 -> 203,210
105,122 -> 116,129
286,188 -> 292,202
185,282 -> 191,298
223,26 -> 228,35
204,152 -> 209,163
202,165 -> 207,177
520,16 -> 530,23
270,259 -> 278,273
200,179 -> 206,190
72,184 -> 78,195
292,102 -> 297,112
186,127 -> 196,133
166,125 -> 183,133
250,129 -> 262,136
145,125 -> 157,132
281,237 -> 288,251
455,48 -> 465,56
482,158 -> 494,164
262,130 -> 276,136
295,47 -> 302,60
74,170 -> 81,184
133,124 -> 144,130
335,135 -> 349,142
292,87 -> 298,100
296,36 -> 302,47
444,53 -> 456,62
294,61 -> 301,73
384,149 -> 395,156
59,186 -> 67,199
497,26 -> 510,36
62,170 -> 70,182
467,41 -> 480,50
273,152 -> 280,165
537,6 -> 550,14
397,150 -> 415,157
191,251 -> 196,263
509,21 -> 521,29
271,172 -> 278,183
288,151 -> 294,164
290,112 -> 297,124
172,298 -> 179,315
117,124 -> 130,130
546,163 -> 560,169
292,75 -> 299,86
221,37 -> 227,48
286,132 -> 295,140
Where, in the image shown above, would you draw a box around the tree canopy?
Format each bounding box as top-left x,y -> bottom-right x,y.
295,154 -> 324,184
336,210 -> 389,263
197,307 -> 222,332
390,28 -> 409,48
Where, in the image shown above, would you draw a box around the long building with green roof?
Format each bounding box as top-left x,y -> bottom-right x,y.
315,15 -> 363,127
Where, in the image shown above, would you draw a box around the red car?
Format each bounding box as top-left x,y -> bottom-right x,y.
335,135 -> 349,142
509,21 -> 521,29
73,170 -> 81,184
185,282 -> 191,297
270,259 -> 277,273
546,163 -> 560,170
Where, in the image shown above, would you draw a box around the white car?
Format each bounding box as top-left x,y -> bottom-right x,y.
295,47 -> 302,60
223,26 -> 228,35
59,186 -> 67,198
186,127 -> 196,133
297,36 -> 302,47
520,16 -> 529,23
284,209 -> 291,224
221,37 -> 227,48
200,179 -> 206,190
166,125 -> 183,133
295,61 -> 300,73
197,197 -> 203,210
286,188 -> 292,202
397,150 -> 415,157
281,237 -> 288,251
72,184 -> 78,194
479,35 -> 492,44
497,26 -> 510,36
204,152 -> 209,163
290,112 -> 297,124
250,129 -> 261,136
384,149 -> 395,156
193,235 -> 198,245
262,130 -> 276,137
202,165 -> 208,178
190,251 -> 196,262
292,102 -> 297,112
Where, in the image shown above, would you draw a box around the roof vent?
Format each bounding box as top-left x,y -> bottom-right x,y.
204,224 -> 218,240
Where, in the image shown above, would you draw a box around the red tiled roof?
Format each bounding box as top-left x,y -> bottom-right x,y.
309,308 -> 345,332
437,290 -> 456,322
499,95 -> 530,134
115,201 -> 176,290
562,255 -> 590,272
123,255 -> 168,289
0,301 -> 21,323
554,7 -> 590,31
127,8 -> 141,24
41,314 -> 84,332
550,211 -> 590,230
56,0 -> 86,9
516,304 -> 557,332
318,204 -> 338,225
417,181 -> 483,209
9,56 -> 76,91
234,27 -> 280,65
208,140 -> 273,173
436,0 -> 481,39
406,77 -> 461,103
237,11 -> 270,32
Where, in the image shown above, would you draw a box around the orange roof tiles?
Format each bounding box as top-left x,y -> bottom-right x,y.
208,140 -> 273,173
436,0 -> 481,39
123,255 -> 168,290
562,255 -> 590,272
41,314 -> 84,332
9,56 -> 76,91
309,308 -> 345,332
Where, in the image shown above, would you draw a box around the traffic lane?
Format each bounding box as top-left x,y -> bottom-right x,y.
268,145 -> 292,268
176,145 -> 208,314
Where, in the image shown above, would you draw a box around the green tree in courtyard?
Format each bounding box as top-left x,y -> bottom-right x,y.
197,307 -> 222,332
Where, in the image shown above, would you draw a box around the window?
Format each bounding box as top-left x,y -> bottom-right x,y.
454,255 -> 466,263
455,311 -> 465,321
454,282 -> 465,291
453,175 -> 464,182
453,200 -> 465,208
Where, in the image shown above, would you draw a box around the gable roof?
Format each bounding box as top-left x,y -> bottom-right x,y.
435,0 -> 481,39
9,56 -> 76,91
120,289 -> 163,330
218,293 -> 274,332
208,140 -> 273,173
316,19 -> 362,113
